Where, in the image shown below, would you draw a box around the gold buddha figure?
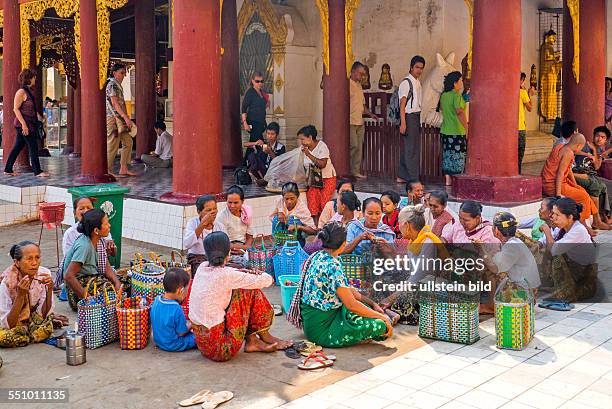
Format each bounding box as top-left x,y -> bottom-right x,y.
539,28 -> 561,121
378,63 -> 393,90
361,65 -> 371,90
529,64 -> 537,90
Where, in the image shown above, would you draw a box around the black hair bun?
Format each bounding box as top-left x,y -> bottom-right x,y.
9,244 -> 17,259
76,221 -> 85,234
576,204 -> 583,214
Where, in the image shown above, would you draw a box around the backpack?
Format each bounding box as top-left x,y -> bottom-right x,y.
387,77 -> 414,125
234,167 -> 252,185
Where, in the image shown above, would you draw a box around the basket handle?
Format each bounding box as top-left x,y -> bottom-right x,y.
82,278 -> 97,299
134,252 -> 143,272
171,250 -> 184,264
252,234 -> 266,251
149,252 -> 162,266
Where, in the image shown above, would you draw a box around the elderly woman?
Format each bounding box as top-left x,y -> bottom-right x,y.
424,190 -> 456,237
441,201 -> 499,244
0,242 -> 54,347
343,198 -> 396,255
378,205 -> 447,324
288,223 -> 392,349
539,198 -> 598,302
184,194 -> 226,274
63,209 -> 121,311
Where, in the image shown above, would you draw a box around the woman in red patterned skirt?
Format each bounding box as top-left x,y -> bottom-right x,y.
299,125 -> 337,224
189,232 -> 292,362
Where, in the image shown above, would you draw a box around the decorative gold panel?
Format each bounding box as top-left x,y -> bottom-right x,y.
567,0 -> 579,83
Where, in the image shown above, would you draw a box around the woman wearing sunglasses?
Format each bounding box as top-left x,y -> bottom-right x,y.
241,72 -> 269,164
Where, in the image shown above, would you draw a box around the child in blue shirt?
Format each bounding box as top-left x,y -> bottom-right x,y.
150,268 -> 196,351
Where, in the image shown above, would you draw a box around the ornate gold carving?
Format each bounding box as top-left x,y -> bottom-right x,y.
20,0 -> 79,69
97,0 -> 129,89
0,10 -> 4,28
315,0 -> 329,75
344,0 -> 360,78
567,0 -> 579,83
271,46 -> 285,66
463,0 -> 473,79
238,0 -> 287,55
273,106 -> 284,115
36,35 -> 55,65
274,73 -> 284,93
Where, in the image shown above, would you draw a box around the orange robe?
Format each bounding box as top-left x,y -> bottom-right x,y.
541,144 -> 597,221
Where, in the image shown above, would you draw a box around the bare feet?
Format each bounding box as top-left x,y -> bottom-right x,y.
354,173 -> 367,180
36,172 -> 50,178
244,334 -> 277,353
3,172 -> 17,176
587,226 -> 599,237
258,331 -> 293,350
592,221 -> 611,231
479,304 -> 495,315
119,170 -> 137,177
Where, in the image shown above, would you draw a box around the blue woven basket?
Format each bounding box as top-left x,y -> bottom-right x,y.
273,240 -> 308,285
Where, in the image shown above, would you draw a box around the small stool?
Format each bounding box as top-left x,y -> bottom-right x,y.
38,202 -> 66,269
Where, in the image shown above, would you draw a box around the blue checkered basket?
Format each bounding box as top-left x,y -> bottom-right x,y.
77,279 -> 118,349
131,262 -> 166,304
273,240 -> 308,285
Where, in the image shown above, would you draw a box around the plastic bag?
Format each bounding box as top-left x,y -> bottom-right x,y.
264,148 -> 308,190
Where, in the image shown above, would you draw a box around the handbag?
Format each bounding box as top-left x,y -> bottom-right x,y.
307,164 -> 324,188
116,285 -> 151,350
247,235 -> 275,274
273,240 -> 308,285
130,253 -> 166,303
77,279 -> 119,349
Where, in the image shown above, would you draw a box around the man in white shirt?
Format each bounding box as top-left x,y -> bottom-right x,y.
398,55 -> 425,183
141,120 -> 173,168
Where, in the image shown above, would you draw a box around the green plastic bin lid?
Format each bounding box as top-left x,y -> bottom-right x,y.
68,184 -> 130,196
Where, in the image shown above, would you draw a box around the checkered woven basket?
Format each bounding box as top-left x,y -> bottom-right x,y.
273,240 -> 308,285
418,279 -> 480,345
131,262 -> 166,304
248,235 -> 276,275
180,279 -> 193,320
77,280 -> 118,349
273,220 -> 299,249
116,285 -> 151,350
339,254 -> 367,280
494,278 -> 535,350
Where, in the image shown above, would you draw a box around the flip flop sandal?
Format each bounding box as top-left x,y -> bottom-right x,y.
297,341 -> 322,357
298,353 -> 334,370
201,391 -> 234,409
300,350 -> 337,364
273,304 -> 283,316
179,389 -> 212,407
538,301 -> 574,311
285,347 -> 301,359
385,309 -> 401,326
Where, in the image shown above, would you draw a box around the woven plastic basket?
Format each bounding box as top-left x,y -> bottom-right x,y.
494,278 -> 535,350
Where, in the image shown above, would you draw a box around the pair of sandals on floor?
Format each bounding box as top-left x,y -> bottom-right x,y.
179,390 -> 233,408
285,340 -> 337,370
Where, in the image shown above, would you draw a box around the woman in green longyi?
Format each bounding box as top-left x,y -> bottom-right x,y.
297,223 -> 393,348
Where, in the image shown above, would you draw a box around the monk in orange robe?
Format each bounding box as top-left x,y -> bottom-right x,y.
541,133 -> 610,231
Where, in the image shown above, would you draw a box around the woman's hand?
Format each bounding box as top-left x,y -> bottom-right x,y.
242,121 -> 251,132
372,303 -> 385,315
539,223 -> 551,234
360,232 -> 375,242
21,123 -> 30,135
382,316 -> 394,338
106,240 -> 117,257
17,275 -> 33,294
37,274 -> 54,292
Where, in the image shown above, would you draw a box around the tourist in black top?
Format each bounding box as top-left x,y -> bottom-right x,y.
241,71 -> 268,163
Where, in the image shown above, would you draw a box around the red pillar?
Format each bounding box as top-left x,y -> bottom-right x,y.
71,77 -> 82,157
1,0 -> 29,170
221,0 -> 242,168
76,0 -> 114,184
562,0 -> 606,138
63,84 -> 76,155
322,0 -> 350,177
161,0 -> 222,202
134,0 -> 157,159
453,0 -> 541,203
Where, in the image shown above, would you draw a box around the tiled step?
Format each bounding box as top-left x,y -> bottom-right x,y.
524,131 -> 555,163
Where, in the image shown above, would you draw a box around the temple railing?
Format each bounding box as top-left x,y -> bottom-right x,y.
363,92 -> 443,184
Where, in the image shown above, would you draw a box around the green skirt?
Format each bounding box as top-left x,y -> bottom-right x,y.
300,303 -> 387,348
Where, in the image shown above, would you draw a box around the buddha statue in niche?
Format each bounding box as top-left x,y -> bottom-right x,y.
378,63 -> 393,90
539,28 -> 561,121
361,65 -> 371,90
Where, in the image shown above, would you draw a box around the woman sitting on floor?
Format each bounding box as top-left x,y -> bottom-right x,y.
215,185 -> 254,260
288,223 -> 392,347
539,197 -> 598,302
424,190 -> 456,237
0,241 -> 55,347
184,195 -> 226,274
318,179 -> 362,228
63,209 -> 121,311
478,212 -> 541,312
270,182 -> 317,244
517,197 -> 559,242
189,232 -> 292,362
57,197 -> 116,292
343,197 -> 395,255
441,200 -> 500,245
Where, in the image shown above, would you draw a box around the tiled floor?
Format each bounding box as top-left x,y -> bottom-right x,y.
276,303 -> 612,409
0,152 -> 547,204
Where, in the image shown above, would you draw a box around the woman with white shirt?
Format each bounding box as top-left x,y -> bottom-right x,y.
299,125 -> 336,221
184,195 -> 226,275
215,185 -> 254,255
189,232 -> 292,362
539,197 -> 598,302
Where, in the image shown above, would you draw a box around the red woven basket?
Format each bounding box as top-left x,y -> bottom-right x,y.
38,202 -> 66,225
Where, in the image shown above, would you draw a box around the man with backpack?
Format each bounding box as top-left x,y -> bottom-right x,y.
397,56 -> 425,183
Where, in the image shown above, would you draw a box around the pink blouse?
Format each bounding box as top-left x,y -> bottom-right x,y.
188,262 -> 273,328
0,266 -> 54,329
442,222 -> 500,244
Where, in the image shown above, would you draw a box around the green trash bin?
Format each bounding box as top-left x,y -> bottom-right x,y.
67,184 -> 130,268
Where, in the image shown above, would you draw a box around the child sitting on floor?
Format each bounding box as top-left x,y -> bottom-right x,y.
381,190 -> 401,238
150,268 -> 196,352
